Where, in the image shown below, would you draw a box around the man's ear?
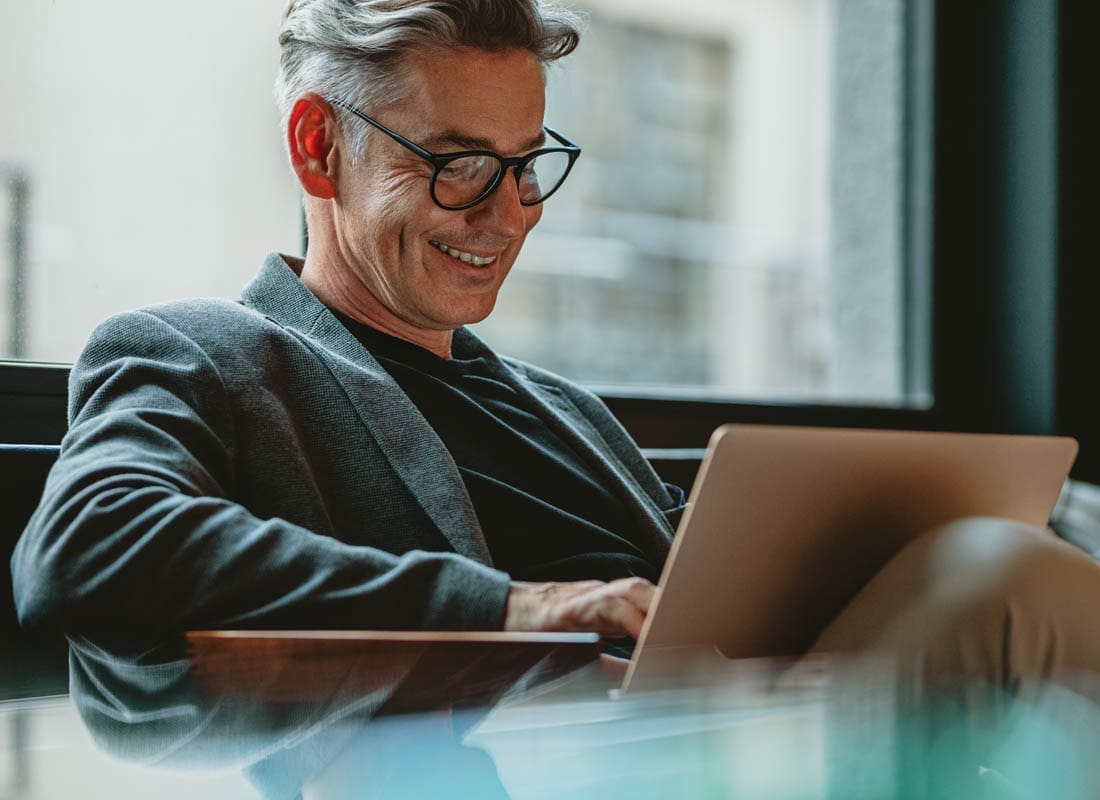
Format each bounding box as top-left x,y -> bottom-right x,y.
288,92 -> 338,200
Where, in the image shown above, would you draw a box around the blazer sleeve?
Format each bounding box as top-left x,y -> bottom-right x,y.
11,311 -> 511,640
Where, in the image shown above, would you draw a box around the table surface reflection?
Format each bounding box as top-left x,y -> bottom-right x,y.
5,631 -> 1098,799
1,632 -> 840,800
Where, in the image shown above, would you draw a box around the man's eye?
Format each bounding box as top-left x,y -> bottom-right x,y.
438,157 -> 492,182
519,162 -> 539,186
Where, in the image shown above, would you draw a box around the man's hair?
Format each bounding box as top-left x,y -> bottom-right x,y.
275,0 -> 584,163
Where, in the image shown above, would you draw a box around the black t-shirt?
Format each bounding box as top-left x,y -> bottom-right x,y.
333,313 -> 663,586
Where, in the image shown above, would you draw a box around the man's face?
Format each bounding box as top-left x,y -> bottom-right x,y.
333,47 -> 547,333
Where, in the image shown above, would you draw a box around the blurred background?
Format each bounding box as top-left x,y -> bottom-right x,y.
0,0 -> 912,404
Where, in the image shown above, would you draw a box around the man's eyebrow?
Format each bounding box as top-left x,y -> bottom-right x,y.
424,129 -> 547,154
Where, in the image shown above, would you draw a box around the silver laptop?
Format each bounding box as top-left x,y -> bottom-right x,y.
620,424 -> 1078,693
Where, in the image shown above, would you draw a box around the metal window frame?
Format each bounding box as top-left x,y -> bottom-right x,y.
1,166 -> 29,359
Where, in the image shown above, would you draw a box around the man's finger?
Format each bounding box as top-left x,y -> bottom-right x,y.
611,600 -> 647,640
601,577 -> 656,612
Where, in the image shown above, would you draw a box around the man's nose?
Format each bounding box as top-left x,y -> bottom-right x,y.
466,171 -> 528,239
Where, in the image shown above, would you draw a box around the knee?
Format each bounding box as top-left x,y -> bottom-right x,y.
816,516 -> 1099,666
913,517 -> 1087,609
885,517 -> 1100,677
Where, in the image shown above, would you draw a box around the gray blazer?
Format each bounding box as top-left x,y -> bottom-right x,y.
12,253 -> 680,638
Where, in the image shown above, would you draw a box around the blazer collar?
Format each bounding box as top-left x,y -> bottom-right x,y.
239,253 -> 492,564
238,253 -> 671,565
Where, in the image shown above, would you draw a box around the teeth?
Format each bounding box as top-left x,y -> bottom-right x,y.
430,241 -> 496,266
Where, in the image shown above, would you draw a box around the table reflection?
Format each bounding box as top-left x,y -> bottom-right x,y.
4,633 -> 1100,799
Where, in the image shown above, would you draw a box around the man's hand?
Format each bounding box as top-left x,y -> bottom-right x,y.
503,578 -> 656,640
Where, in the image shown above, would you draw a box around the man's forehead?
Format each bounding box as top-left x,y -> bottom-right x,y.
390,47 -> 548,154
418,127 -> 548,154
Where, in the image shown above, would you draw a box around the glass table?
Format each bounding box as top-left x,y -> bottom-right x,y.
3,632 -> 1098,799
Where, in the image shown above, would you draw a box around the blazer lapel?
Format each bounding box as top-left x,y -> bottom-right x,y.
452,328 -> 675,566
240,254 -> 492,564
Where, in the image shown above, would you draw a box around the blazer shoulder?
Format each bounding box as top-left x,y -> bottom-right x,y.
85,298 -> 296,358
138,297 -> 273,334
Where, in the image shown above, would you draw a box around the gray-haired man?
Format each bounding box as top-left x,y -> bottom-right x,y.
13,0 -> 1100,704
14,0 -> 672,650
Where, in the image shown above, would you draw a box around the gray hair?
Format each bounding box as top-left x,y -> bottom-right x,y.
275,0 -> 584,164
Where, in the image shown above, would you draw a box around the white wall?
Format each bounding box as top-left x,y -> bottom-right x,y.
0,0 -> 302,363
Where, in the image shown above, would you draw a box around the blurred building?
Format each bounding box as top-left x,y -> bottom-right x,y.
1,0 -> 906,403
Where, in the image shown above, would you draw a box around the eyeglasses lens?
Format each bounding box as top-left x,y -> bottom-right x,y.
433,156 -> 500,207
518,151 -> 571,204
433,151 -> 572,208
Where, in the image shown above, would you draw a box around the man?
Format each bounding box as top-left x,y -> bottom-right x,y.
12,0 -> 672,649
11,0 -> 1100,695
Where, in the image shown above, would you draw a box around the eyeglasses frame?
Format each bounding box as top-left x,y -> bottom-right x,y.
329,98 -> 581,211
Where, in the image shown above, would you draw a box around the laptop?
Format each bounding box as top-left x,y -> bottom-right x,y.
619,424 -> 1078,693
189,425 -> 1077,701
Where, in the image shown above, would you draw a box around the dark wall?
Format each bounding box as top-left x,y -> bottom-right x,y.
1056,0 -> 1100,482
932,0 -> 1058,437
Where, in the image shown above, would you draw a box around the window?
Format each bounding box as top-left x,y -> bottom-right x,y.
0,0 -> 922,407
477,0 -> 917,403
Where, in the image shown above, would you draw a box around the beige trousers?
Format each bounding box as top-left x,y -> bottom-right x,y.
811,518 -> 1100,798
814,516 -> 1100,678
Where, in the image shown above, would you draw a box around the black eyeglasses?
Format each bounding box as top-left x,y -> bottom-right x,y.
330,98 -> 581,211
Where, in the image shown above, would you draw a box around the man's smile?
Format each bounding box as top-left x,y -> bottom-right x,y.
428,239 -> 498,267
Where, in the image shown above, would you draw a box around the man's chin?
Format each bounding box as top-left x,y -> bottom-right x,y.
436,297 -> 498,329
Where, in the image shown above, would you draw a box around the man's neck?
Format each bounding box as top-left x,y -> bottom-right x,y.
299,251 -> 454,360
